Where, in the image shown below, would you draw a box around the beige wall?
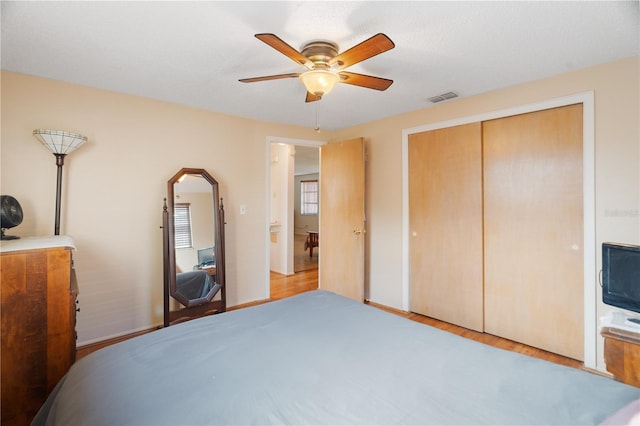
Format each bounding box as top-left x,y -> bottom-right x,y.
333,55 -> 639,370
2,55 -> 638,370
0,71 -> 325,344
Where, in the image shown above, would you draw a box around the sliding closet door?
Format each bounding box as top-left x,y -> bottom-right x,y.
409,123 -> 484,332
483,104 -> 583,360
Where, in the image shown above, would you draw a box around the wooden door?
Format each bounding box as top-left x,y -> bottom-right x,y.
483,104 -> 584,360
408,123 -> 484,331
319,138 -> 365,301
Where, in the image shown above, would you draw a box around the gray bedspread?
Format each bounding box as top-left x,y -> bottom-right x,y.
33,290 -> 639,425
176,270 -> 212,300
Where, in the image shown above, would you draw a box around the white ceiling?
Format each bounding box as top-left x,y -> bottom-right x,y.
1,1 -> 638,132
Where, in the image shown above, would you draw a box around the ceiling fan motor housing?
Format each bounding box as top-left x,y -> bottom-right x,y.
301,41 -> 339,70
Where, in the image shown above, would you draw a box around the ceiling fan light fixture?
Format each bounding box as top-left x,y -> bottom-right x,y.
299,70 -> 340,98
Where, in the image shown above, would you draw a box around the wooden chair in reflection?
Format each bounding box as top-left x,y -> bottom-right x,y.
305,231 -> 319,257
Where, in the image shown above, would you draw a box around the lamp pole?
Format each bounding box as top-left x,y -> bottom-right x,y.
54,153 -> 67,235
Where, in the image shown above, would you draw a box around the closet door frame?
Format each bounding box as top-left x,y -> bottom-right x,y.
401,91 -> 596,369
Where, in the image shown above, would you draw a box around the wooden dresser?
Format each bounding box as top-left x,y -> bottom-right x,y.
1,236 -> 78,425
601,326 -> 640,388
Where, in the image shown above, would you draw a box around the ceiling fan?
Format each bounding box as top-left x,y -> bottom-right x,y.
239,33 -> 395,102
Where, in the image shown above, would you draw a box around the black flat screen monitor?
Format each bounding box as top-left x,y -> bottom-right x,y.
197,246 -> 215,267
602,242 -> 640,314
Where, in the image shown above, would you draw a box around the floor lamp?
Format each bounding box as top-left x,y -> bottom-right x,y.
32,129 -> 87,235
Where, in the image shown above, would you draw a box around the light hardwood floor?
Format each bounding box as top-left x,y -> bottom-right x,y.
270,269 -> 318,300
294,233 -> 318,272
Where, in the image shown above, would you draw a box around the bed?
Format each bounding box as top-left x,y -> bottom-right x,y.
33,290 -> 639,425
175,270 -> 215,304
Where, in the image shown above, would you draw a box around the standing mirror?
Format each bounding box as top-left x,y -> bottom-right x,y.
163,168 -> 225,327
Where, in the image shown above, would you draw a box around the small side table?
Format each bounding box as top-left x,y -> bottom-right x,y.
601,326 -> 640,387
306,231 -> 319,257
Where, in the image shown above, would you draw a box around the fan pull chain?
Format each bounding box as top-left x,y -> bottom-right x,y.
314,103 -> 321,133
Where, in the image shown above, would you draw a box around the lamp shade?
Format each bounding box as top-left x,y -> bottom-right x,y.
299,70 -> 340,98
33,129 -> 87,155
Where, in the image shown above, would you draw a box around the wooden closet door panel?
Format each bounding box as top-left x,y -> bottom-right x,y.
483,104 -> 583,360
409,123 -> 484,331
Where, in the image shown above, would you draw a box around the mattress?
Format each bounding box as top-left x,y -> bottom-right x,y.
33,290 -> 639,425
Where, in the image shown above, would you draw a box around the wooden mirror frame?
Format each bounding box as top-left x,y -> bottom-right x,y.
163,168 -> 226,327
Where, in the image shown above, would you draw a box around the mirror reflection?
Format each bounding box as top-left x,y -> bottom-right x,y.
163,168 -> 226,326
173,174 -> 217,305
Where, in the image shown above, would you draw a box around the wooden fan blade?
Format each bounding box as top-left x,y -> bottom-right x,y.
255,33 -> 313,68
330,33 -> 395,69
305,92 -> 321,103
338,72 -> 393,91
239,73 -> 300,83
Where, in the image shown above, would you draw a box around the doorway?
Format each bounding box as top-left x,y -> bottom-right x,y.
293,146 -> 320,273
267,137 -> 367,302
266,137 -> 324,298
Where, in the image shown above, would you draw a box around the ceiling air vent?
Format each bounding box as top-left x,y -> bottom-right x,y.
428,91 -> 459,103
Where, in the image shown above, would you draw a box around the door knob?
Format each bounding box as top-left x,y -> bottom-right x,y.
353,228 -> 366,235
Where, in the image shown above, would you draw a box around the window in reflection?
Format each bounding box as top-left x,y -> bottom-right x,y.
174,203 -> 193,249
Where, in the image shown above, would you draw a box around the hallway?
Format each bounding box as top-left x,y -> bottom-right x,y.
293,233 -> 318,272
271,233 -> 319,300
